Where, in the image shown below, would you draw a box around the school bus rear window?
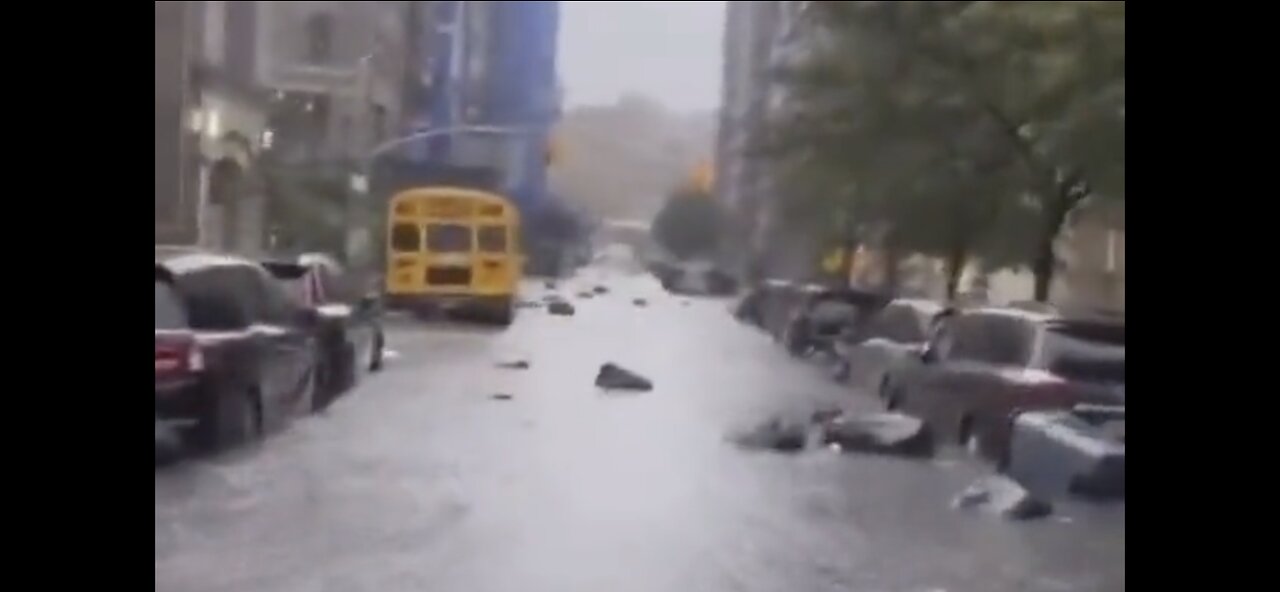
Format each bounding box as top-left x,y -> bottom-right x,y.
478,226 -> 507,253
427,223 -> 473,253
391,224 -> 420,252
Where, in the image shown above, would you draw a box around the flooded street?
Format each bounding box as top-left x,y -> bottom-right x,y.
155,266 -> 1124,592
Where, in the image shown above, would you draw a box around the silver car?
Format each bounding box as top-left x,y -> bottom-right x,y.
833,299 -> 945,392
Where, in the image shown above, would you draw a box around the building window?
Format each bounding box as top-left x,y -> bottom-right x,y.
306,13 -> 334,64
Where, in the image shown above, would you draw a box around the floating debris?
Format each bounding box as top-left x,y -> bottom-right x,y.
548,301 -> 576,316
952,475 -> 1053,520
595,363 -> 653,391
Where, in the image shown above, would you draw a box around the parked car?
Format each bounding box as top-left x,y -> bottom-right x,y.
261,253 -> 384,410
762,282 -> 822,340
734,279 -> 794,330
155,251 -> 321,452
1007,404 -> 1125,499
832,299 -> 945,390
655,260 -> 738,296
779,286 -> 890,357
880,307 -> 1124,466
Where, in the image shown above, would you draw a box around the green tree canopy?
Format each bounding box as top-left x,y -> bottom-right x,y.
762,1 -> 1124,300
650,188 -> 725,261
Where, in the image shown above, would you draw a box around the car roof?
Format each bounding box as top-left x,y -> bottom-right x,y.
298,252 -> 342,268
155,247 -> 257,275
259,259 -> 310,280
961,305 -> 1125,335
964,306 -> 1056,323
888,298 -> 944,315
155,263 -> 176,285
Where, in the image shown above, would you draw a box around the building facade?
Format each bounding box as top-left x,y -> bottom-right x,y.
155,1 -> 418,257
155,0 -> 200,246
485,0 -> 560,215
717,0 -> 819,280
257,1 -> 412,165
154,0 -> 271,254
405,0 -> 559,219
254,0 -> 416,260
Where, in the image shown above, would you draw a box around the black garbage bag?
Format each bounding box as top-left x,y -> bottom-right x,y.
595,363 -> 653,391
548,301 -> 576,316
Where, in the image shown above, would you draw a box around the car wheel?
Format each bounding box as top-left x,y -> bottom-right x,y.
204,388 -> 260,452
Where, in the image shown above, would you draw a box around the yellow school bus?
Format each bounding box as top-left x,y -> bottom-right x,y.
384,186 -> 522,324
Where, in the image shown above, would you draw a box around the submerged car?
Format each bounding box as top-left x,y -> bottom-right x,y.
155,250 -> 321,452
881,307 -> 1124,466
261,253 -> 384,410
780,286 -> 890,358
734,279 -> 795,329
656,260 -> 738,296
1007,404 -> 1125,499
833,298 -> 945,390
762,283 -> 824,341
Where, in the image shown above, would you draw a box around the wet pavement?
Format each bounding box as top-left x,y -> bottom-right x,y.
155,265 -> 1125,592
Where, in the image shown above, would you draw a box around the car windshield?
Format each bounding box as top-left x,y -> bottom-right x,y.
1040,329 -> 1126,385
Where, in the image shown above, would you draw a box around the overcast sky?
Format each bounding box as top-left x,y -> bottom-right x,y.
558,1 -> 726,113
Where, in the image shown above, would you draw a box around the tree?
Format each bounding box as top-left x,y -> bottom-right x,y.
262,164 -> 348,255
650,187 -> 725,260
763,1 -> 1125,301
